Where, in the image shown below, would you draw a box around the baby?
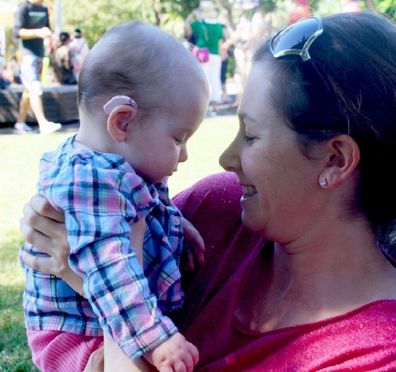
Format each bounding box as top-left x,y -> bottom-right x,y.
21,21 -> 209,371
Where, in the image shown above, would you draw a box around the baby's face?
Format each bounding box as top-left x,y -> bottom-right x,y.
124,79 -> 209,183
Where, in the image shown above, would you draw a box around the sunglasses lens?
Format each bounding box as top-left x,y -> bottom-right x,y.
271,18 -> 321,57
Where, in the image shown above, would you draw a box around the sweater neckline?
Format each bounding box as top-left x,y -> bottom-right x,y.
232,298 -> 396,337
231,241 -> 396,337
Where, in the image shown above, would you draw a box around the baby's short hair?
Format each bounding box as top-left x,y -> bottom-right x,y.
78,22 -> 200,117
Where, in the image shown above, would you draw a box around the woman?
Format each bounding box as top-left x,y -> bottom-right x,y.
52,32 -> 77,85
21,12 -> 396,370
184,1 -> 227,106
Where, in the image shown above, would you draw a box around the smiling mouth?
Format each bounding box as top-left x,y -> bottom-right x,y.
241,185 -> 257,200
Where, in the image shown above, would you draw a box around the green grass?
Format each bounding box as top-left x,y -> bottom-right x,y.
0,115 -> 238,371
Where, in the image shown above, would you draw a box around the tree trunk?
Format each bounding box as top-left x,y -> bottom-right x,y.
364,0 -> 376,10
153,0 -> 162,26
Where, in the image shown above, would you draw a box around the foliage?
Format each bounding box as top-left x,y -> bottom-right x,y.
375,0 -> 396,19
161,0 -> 200,19
61,0 -> 153,47
258,0 -> 277,13
59,0 -> 203,45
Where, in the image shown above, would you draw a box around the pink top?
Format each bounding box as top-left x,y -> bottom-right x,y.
27,172 -> 396,371
173,172 -> 396,371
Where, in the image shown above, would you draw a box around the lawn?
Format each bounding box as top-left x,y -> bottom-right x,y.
0,114 -> 238,371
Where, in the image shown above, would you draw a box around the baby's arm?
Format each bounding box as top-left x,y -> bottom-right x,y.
65,206 -> 178,361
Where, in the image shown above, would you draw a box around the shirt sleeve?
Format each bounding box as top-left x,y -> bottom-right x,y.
45,157 -> 178,359
13,4 -> 27,38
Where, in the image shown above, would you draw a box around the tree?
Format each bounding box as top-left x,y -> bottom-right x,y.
62,0 -> 155,46
51,0 -> 396,48
372,0 -> 396,19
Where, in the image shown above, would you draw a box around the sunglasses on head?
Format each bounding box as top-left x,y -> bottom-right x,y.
270,16 -> 324,62
269,17 -> 350,135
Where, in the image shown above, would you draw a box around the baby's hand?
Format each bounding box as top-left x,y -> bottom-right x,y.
182,218 -> 205,271
144,332 -> 199,372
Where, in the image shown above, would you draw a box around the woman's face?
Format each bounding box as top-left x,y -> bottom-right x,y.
219,62 -> 323,241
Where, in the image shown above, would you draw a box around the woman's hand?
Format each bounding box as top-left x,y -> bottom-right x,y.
19,194 -> 84,295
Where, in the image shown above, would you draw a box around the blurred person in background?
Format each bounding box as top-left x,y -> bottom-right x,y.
52,31 -> 77,85
13,0 -> 61,135
185,1 -> 228,111
69,28 -> 89,80
287,0 -> 312,25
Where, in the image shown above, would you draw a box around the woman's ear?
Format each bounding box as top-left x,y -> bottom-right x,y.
106,104 -> 138,142
318,134 -> 360,189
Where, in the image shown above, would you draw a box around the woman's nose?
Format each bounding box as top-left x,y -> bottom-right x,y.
219,135 -> 241,172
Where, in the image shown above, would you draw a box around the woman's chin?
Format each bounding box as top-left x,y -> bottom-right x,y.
241,210 -> 265,232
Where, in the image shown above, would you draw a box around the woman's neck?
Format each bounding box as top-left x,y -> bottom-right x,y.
275,220 -> 395,304
234,217 -> 396,333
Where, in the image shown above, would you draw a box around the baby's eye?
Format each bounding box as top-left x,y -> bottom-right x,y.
174,137 -> 182,144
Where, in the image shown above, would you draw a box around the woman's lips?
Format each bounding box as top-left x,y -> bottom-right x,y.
241,185 -> 257,200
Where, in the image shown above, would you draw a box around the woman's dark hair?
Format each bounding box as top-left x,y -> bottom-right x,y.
254,12 -> 396,261
59,32 -> 70,44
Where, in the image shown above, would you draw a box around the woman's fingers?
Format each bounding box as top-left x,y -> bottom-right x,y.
20,217 -> 53,250
187,249 -> 195,271
30,194 -> 65,222
20,251 -> 57,275
22,201 -> 67,241
195,244 -> 206,264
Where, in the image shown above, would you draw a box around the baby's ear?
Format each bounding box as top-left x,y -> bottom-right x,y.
106,105 -> 138,142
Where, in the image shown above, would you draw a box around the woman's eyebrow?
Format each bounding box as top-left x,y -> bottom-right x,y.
238,112 -> 257,125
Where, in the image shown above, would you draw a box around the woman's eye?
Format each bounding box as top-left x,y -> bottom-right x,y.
174,138 -> 182,144
243,135 -> 255,143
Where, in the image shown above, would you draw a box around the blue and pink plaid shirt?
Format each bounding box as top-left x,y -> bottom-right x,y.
22,135 -> 184,359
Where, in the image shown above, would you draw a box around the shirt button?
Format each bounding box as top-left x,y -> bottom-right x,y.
173,217 -> 181,226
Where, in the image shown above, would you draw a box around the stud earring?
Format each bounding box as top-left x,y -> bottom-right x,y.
319,177 -> 328,188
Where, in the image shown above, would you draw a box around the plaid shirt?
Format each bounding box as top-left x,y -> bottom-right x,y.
22,135 -> 184,359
